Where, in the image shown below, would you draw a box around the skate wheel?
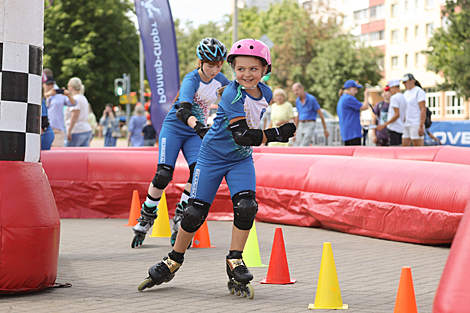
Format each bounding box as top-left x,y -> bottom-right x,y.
246,283 -> 254,299
137,278 -> 154,291
241,290 -> 247,298
227,280 -> 236,294
236,288 -> 241,296
170,232 -> 177,246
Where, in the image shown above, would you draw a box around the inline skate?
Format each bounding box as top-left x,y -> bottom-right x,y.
226,253 -> 254,299
138,256 -> 182,291
131,203 -> 157,248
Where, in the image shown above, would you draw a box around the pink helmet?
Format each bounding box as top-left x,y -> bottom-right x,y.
227,39 -> 271,75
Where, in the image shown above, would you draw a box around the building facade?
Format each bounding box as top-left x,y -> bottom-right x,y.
337,0 -> 468,121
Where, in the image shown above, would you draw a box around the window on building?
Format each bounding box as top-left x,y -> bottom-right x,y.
378,57 -> 385,71
415,25 -> 420,39
370,4 -> 385,19
415,52 -> 421,66
354,9 -> 368,20
427,92 -> 441,117
404,54 -> 409,67
391,4 -> 399,17
442,16 -> 450,31
445,91 -> 465,117
405,27 -> 409,41
392,56 -> 399,68
391,30 -> 399,43
370,30 -> 385,42
426,23 -> 434,37
359,33 -> 369,43
426,0 -> 433,8
415,0 -> 420,11
404,0 -> 408,12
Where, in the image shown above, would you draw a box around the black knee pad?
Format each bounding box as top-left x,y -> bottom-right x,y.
152,164 -> 174,189
180,199 -> 210,233
187,162 -> 196,184
232,190 -> 258,230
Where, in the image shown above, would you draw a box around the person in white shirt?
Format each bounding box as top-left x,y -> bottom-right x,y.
64,77 -> 92,147
376,79 -> 407,146
401,73 -> 426,147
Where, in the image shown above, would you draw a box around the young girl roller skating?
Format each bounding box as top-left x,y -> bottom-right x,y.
137,39 -> 296,299
131,38 -> 230,248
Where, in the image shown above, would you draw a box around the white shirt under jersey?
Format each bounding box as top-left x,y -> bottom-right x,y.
403,86 -> 426,127
387,92 -> 407,133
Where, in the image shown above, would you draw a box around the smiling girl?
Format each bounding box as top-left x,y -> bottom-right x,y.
137,39 -> 296,299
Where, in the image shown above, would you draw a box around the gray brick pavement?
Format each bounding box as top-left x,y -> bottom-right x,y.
0,219 -> 449,312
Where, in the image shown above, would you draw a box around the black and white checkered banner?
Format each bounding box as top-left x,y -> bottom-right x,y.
0,41 -> 43,162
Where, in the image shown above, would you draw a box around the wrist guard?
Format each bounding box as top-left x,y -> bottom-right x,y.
194,121 -> 210,139
264,123 -> 296,143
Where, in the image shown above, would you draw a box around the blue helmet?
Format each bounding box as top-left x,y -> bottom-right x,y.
197,38 -> 227,62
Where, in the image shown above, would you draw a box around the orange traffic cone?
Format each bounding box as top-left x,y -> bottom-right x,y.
261,227 -> 296,284
393,267 -> 418,313
192,220 -> 215,248
124,190 -> 141,226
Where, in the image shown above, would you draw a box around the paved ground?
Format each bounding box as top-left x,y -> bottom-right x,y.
0,219 -> 449,313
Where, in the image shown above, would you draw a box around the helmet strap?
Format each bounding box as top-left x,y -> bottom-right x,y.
199,61 -> 211,80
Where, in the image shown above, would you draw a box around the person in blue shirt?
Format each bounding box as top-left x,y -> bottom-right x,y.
137,39 -> 296,299
128,105 -> 146,146
41,94 -> 54,150
336,79 -> 370,146
292,83 -> 329,146
131,38 -> 231,248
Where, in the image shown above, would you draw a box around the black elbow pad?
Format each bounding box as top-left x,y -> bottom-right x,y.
176,102 -> 193,126
227,119 -> 263,146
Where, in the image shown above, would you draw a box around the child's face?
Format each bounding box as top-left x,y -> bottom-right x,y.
233,56 -> 265,89
201,61 -> 223,80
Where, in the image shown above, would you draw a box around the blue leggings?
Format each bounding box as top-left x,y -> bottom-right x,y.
158,126 -> 202,168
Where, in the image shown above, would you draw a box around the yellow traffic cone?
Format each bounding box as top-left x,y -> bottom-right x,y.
242,222 -> 267,267
150,191 -> 171,238
308,242 -> 348,310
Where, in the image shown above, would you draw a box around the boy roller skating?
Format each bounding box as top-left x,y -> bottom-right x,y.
130,37 -> 230,248
137,39 -> 295,299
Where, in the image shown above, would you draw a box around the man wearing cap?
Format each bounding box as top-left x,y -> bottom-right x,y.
376,79 -> 407,146
292,83 -> 329,146
370,86 -> 391,146
43,75 -> 76,147
337,79 -> 370,146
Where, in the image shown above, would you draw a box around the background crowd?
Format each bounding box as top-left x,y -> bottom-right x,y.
40,69 -> 155,150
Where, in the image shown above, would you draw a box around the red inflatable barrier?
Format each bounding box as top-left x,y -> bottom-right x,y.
0,162 -> 60,294
41,149 -> 470,245
254,145 -> 470,165
433,203 -> 470,313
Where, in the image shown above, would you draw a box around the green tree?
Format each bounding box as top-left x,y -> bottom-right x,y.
44,0 -> 139,115
426,0 -> 470,99
170,0 -> 383,114
174,19 -> 232,82
308,35 -> 383,112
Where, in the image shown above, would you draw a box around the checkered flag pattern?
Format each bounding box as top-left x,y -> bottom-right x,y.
0,41 -> 43,162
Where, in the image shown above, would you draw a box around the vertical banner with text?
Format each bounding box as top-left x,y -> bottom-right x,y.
135,0 -> 179,135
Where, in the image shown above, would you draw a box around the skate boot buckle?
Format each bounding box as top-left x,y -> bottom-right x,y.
227,258 -> 244,271
164,257 -> 182,273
